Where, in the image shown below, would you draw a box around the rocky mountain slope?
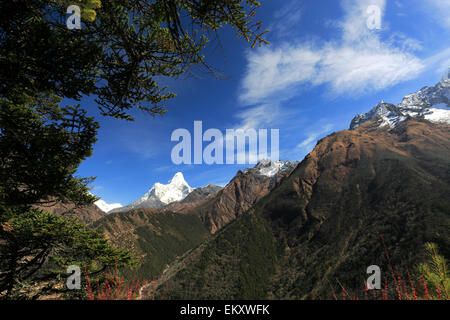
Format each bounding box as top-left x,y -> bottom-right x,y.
186,160 -> 299,233
163,184 -> 223,214
154,118 -> 450,299
93,160 -> 298,279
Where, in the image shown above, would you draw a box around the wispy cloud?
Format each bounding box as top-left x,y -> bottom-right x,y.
153,165 -> 175,173
234,103 -> 287,130
423,47 -> 450,75
240,0 -> 428,104
269,1 -> 303,39
296,124 -> 334,150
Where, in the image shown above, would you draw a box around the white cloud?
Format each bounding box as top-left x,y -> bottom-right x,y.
235,103 -> 286,130
240,0 -> 427,104
240,45 -> 321,104
387,33 -> 423,52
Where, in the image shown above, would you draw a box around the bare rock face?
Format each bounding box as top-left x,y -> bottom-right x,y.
188,160 -> 299,233
163,184 -> 223,214
104,161 -> 298,234
157,119 -> 450,300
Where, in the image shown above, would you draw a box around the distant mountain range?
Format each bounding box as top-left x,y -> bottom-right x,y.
96,70 -> 450,215
97,160 -> 299,215
107,172 -> 194,213
93,159 -> 299,277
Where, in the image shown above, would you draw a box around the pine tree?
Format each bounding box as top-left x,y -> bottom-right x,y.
418,243 -> 449,299
0,0 -> 268,299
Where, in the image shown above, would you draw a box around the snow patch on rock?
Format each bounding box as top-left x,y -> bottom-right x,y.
350,68 -> 450,129
94,200 -> 123,213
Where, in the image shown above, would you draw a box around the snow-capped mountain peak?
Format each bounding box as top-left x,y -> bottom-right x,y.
94,199 -> 123,213
169,172 -> 188,186
350,102 -> 407,130
350,68 -> 450,130
244,159 -> 299,177
150,172 -> 193,204
110,172 -> 194,212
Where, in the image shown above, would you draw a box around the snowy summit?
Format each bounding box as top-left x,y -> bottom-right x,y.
350,68 -> 450,130
94,200 -> 123,213
110,172 -> 194,212
244,159 -> 299,178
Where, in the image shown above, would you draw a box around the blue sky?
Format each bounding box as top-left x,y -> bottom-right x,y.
75,0 -> 450,206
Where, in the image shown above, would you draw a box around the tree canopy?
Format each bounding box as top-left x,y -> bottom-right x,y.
1,0 -> 268,120
0,94 -> 99,207
0,205 -> 136,299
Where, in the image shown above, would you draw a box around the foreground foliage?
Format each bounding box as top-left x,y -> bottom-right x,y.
0,206 -> 135,299
0,0 -> 267,299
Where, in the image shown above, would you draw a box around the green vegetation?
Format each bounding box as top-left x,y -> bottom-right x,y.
134,213 -> 209,278
0,95 -> 98,207
162,212 -> 277,299
0,206 -> 135,299
419,242 -> 449,299
94,211 -> 209,281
